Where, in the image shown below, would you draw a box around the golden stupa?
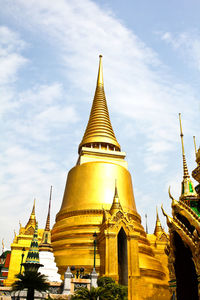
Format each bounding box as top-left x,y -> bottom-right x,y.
52,56 -> 170,299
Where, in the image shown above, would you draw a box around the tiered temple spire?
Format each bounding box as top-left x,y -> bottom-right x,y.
178,113 -> 197,200
79,55 -> 121,153
39,186 -> 53,252
45,186 -> 52,232
23,222 -> 42,271
179,113 -> 190,179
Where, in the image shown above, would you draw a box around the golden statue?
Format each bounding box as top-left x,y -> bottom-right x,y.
52,56 -> 170,299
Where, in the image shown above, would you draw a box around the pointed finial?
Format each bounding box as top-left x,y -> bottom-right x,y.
32,199 -> 36,215
179,113 -> 190,179
145,214 -> 148,234
113,179 -> 120,205
45,186 -> 52,231
25,199 -> 36,228
97,55 -> 104,87
110,180 -> 122,214
114,179 -> 119,199
156,206 -> 159,219
154,207 -> 163,236
193,136 -> 197,156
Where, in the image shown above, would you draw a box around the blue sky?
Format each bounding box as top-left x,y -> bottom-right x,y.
0,0 -> 200,249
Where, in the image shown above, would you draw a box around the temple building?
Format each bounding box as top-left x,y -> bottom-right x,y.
52,55 -> 170,299
4,201 -> 44,286
162,114 -> 200,300
4,192 -> 61,286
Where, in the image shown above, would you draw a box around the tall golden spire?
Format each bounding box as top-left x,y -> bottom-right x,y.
178,114 -> 197,199
39,186 -> 53,252
45,186 -> 52,231
179,113 -> 190,179
25,199 -> 36,228
79,55 -> 121,153
154,207 -> 163,236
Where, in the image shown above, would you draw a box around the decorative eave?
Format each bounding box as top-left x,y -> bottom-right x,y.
100,194 -> 135,238
169,187 -> 200,233
161,205 -> 196,249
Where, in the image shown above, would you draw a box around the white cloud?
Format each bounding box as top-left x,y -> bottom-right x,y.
161,31 -> 200,71
0,26 -> 27,120
36,105 -> 78,124
0,26 -> 27,85
19,83 -> 63,106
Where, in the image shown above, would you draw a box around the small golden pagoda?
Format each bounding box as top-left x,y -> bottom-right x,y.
4,201 -> 43,286
147,209 -> 169,283
162,114 -> 200,300
52,56 -> 170,299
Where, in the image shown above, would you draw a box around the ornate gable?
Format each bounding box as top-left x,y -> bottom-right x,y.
100,206 -> 135,236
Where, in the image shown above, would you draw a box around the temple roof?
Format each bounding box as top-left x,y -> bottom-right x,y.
25,199 -> 36,229
79,55 -> 121,153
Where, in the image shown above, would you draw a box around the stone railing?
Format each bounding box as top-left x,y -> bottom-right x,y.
0,268 -> 98,299
62,267 -> 98,296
